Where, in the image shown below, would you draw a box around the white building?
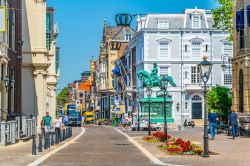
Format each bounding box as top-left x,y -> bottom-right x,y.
22,0 -> 60,127
125,8 -> 232,126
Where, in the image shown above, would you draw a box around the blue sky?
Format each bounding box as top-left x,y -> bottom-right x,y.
47,0 -> 218,90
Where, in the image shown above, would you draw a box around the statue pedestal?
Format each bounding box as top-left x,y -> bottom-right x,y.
140,97 -> 174,123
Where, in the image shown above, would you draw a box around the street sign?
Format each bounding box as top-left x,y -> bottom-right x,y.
0,6 -> 5,32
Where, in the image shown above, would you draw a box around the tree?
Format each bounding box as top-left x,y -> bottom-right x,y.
57,87 -> 68,108
208,86 -> 232,122
212,0 -> 233,40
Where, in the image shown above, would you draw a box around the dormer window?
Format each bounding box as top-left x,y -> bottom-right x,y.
192,15 -> 201,29
158,20 -> 169,29
125,33 -> 132,41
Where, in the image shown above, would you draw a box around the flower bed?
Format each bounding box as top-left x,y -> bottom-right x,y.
143,132 -> 203,155
159,138 -> 203,155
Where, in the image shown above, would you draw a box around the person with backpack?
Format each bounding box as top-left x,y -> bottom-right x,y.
121,116 -> 127,132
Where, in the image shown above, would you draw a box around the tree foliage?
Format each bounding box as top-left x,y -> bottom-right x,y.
208,86 -> 232,121
57,87 -> 68,108
212,0 -> 233,40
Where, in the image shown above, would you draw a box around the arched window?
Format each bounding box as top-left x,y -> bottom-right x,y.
192,95 -> 202,101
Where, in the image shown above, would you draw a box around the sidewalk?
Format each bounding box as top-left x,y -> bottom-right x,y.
117,126 -> 250,166
0,127 -> 82,166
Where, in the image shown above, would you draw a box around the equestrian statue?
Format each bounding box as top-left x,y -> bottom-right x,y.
137,63 -> 176,89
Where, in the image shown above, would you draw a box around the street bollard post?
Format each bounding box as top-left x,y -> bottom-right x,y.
38,134 -> 42,152
32,135 -> 37,155
62,129 -> 65,141
44,132 -> 47,150
55,129 -> 58,144
51,132 -> 54,146
60,129 -> 63,142
66,128 -> 68,139
48,132 -> 51,148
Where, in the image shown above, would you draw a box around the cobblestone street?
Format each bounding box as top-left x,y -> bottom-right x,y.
40,125 -> 157,166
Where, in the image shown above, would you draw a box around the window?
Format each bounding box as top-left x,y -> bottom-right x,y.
191,67 -> 201,84
223,42 -> 232,55
185,102 -> 188,109
192,15 -> 201,28
224,66 -> 232,85
184,44 -> 188,53
125,34 -> 132,41
159,66 -> 168,76
192,95 -> 202,101
159,42 -> 169,57
158,20 -> 169,29
192,42 -> 201,57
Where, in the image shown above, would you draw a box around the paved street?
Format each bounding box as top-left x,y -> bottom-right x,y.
40,125 -> 157,166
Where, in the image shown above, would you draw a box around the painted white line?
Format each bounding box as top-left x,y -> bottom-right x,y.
115,128 -> 189,166
28,128 -> 85,166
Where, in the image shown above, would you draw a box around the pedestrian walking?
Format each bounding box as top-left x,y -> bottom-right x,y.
64,115 -> 69,126
43,112 -> 52,133
228,109 -> 239,139
54,116 -> 62,141
208,110 -> 218,140
41,116 -> 45,137
121,116 -> 127,132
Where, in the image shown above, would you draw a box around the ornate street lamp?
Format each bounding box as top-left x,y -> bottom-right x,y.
161,76 -> 168,137
146,87 -> 153,136
198,56 -> 212,158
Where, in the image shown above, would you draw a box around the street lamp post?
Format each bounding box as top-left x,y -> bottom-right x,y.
198,56 -> 212,158
146,87 -> 153,136
161,76 -> 168,136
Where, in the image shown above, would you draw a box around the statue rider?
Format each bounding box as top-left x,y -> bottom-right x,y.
150,63 -> 158,84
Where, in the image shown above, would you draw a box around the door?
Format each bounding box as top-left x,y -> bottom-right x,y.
192,103 -> 202,119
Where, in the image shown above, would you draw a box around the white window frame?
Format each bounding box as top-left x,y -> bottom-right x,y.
158,20 -> 169,29
222,42 -> 233,55
191,66 -> 201,84
158,41 -> 170,58
192,15 -> 201,29
223,65 -> 232,85
125,33 -> 132,41
192,42 -> 201,57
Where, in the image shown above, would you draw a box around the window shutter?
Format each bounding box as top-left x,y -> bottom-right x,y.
247,4 -> 250,26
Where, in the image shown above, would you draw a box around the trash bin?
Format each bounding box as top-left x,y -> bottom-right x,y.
113,118 -> 118,127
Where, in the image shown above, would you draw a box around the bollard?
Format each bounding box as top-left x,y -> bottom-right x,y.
38,134 -> 43,152
16,117 -> 21,139
70,127 -> 72,137
44,132 -> 47,150
32,135 -> 37,155
60,129 -> 63,142
62,129 -> 65,141
48,132 -> 51,148
55,129 -> 58,144
51,132 -> 54,146
65,128 -> 68,139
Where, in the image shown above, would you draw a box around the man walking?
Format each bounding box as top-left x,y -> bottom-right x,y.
208,110 -> 218,140
43,112 -> 52,133
228,109 -> 239,139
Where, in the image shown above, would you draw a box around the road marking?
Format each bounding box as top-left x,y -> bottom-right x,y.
27,127 -> 85,166
115,128 -> 189,166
